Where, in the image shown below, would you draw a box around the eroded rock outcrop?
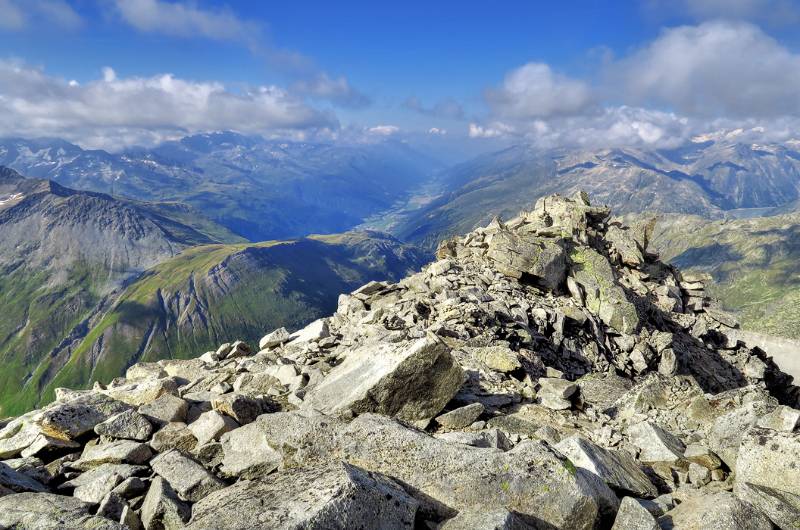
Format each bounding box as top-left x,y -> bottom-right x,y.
0,192 -> 797,529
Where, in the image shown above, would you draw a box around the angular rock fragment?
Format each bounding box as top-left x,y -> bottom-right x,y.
626,421 -> 685,462
658,492 -> 772,530
94,409 -> 153,442
73,440 -> 153,470
611,496 -> 660,530
435,403 -> 485,430
138,394 -> 188,427
39,393 -> 132,440
258,327 -> 291,349
304,335 -> 464,422
140,476 -> 191,530
188,410 -> 239,445
150,449 -> 225,502
211,393 -> 263,425
555,436 -> 657,497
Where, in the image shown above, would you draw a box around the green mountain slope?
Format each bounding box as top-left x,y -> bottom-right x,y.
650,213 -> 800,340
1,230 -> 426,415
0,168 -> 246,415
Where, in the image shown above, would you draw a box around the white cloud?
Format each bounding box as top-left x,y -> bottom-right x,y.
428,127 -> 446,135
0,0 -> 82,30
612,20 -> 800,118
112,0 -> 256,42
0,60 -> 336,150
368,125 -> 400,136
485,63 -> 593,119
468,122 -> 512,138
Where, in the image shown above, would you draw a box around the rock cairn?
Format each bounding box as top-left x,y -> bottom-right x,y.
1,192 -> 798,529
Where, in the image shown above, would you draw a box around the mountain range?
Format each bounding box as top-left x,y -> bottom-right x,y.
0,133 -> 441,242
392,140 -> 800,249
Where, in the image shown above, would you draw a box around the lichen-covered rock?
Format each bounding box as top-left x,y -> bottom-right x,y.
94,410 -> 153,442
735,427 -> 800,529
658,491 -> 772,530
187,462 -> 418,530
0,492 -> 126,529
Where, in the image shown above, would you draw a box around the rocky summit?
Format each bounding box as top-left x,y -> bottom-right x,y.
1,192 -> 799,530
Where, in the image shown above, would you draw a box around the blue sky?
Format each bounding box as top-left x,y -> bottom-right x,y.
2,0 -> 800,151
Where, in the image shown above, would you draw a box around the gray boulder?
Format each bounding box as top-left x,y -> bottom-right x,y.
187,462 -> 418,530
218,421 -> 283,479
435,403 -> 485,430
611,497 -> 659,530
188,410 -> 239,446
61,463 -> 146,505
626,421 -> 685,462
735,427 -> 800,529
439,509 -> 530,529
211,393 -> 263,425
140,476 -> 190,530
38,393 -> 131,440
304,334 -> 464,422
0,492 -> 126,529
658,492 -> 772,530
138,395 -> 188,427
73,440 -> 153,471
149,449 -> 225,502
258,327 -> 291,349
555,436 -> 657,497
94,409 -> 153,441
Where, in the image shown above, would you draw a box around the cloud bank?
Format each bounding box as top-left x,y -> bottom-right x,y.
0,61 -> 336,150
471,20 -> 800,149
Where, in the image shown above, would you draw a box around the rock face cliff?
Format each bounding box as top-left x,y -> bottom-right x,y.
1,193 -> 798,529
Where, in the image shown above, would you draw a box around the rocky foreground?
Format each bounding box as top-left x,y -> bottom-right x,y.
1,193 -> 799,529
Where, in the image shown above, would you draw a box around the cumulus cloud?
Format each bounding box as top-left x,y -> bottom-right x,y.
468,122 -> 514,139
485,63 -> 593,119
404,97 -> 464,120
0,0 -> 82,30
0,60 -> 336,150
612,20 -> 800,118
428,127 -> 446,135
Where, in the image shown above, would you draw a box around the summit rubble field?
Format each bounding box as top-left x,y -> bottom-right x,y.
1,193 -> 798,529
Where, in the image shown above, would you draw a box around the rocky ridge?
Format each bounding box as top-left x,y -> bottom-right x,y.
1,192 -> 799,529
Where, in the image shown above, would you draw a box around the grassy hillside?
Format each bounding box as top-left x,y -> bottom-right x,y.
650,213 -> 800,340
1,232 -> 426,415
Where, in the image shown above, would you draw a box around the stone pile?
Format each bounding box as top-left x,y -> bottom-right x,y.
1,192 -> 799,529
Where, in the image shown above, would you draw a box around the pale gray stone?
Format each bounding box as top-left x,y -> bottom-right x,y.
188,410 -> 239,445
626,422 -> 685,462
304,335 -> 464,422
140,476 -> 190,530
73,440 -> 153,471
150,449 -> 225,502
0,492 -> 127,529
187,462 -> 418,530
611,497 -> 659,530
555,436 -> 657,497
94,409 -> 153,441
435,403 -> 485,429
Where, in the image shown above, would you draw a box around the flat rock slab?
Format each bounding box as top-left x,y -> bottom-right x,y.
304,335 -> 464,422
73,440 -> 153,471
187,462 -> 418,530
0,492 -> 126,529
